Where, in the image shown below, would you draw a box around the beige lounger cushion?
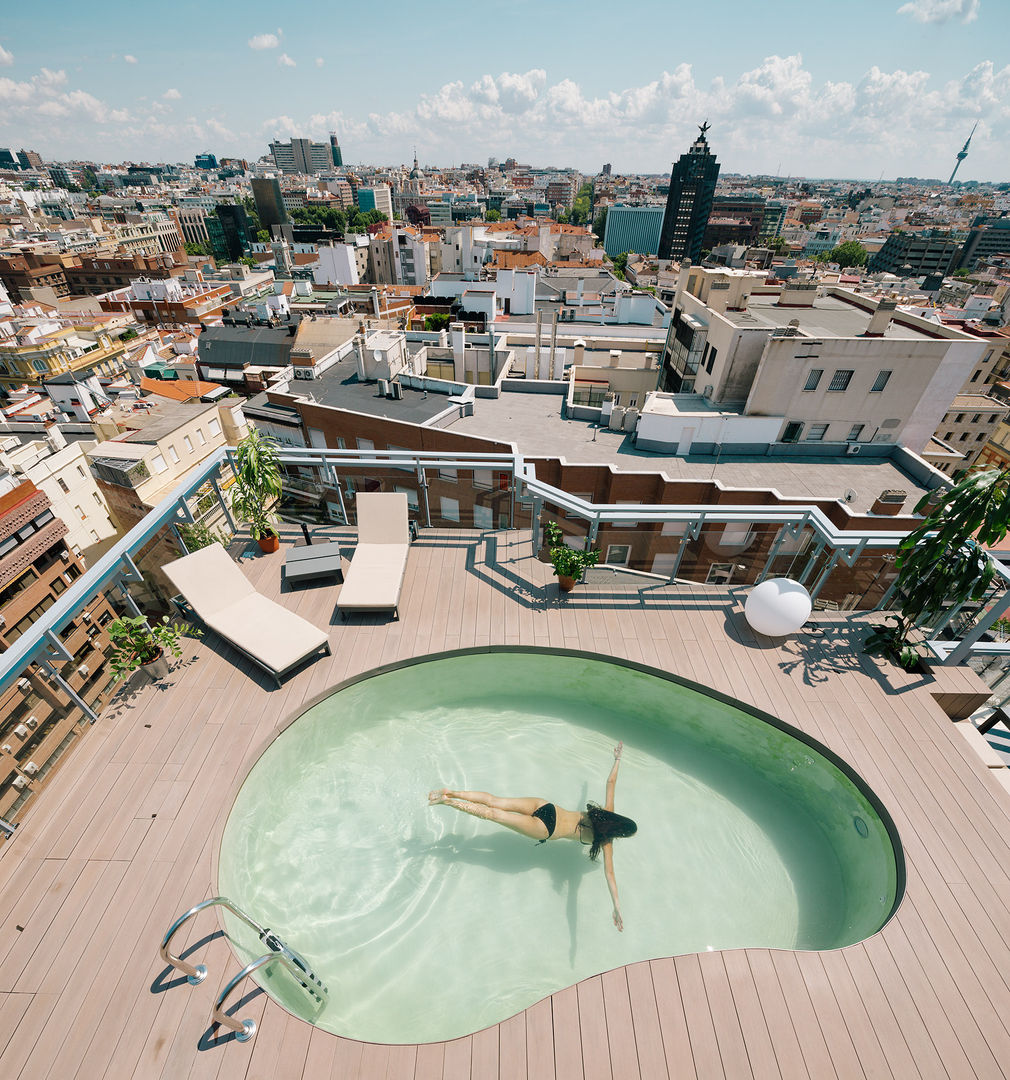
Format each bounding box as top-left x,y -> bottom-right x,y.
337,492 -> 410,613
164,544 -> 329,675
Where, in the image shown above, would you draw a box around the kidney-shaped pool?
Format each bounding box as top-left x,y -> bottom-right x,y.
217,649 -> 903,1044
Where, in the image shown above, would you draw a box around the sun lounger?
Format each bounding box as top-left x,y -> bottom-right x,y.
163,544 -> 330,687
336,492 -> 411,619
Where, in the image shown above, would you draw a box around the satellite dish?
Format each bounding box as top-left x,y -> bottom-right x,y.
844,489 -> 857,503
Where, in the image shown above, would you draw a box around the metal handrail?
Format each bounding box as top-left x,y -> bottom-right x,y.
159,896 -> 321,996
212,950 -> 327,1043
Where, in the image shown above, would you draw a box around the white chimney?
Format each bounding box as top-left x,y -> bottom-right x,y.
864,299 -> 897,337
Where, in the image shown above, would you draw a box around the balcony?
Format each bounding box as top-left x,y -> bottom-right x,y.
2,447 -> 1010,1077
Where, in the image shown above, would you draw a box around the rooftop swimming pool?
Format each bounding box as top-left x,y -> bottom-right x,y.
217,649 -> 903,1044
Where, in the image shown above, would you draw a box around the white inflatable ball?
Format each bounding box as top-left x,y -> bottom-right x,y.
744,578 -> 812,637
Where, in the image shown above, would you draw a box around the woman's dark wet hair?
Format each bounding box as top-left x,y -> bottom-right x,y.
582,802 -> 637,861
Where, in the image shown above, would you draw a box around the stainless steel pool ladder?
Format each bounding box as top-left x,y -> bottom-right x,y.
160,896 -> 327,1043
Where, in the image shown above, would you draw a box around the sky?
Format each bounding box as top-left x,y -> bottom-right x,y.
1,0 -> 1008,181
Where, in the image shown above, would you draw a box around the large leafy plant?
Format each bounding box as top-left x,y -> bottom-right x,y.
865,468 -> 1006,669
231,429 -> 283,541
543,521 -> 600,581
107,615 -> 199,679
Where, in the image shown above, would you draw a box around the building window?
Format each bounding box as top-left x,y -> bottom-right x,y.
990,415 -> 999,424
956,413 -> 965,422
870,370 -> 891,393
152,453 -> 167,474
57,478 -> 69,493
208,418 -> 221,437
472,469 -> 493,490
960,433 -> 969,441
77,465 -> 85,477
75,504 -> 85,520
168,445 -> 180,464
92,492 -> 102,505
945,432 -> 954,441
706,563 -> 734,585
439,496 -> 460,522
781,421 -> 803,443
847,424 -> 864,441
806,424 -> 829,441
606,544 -> 631,565
828,370 -> 853,392
972,414 -> 981,424
473,503 -> 493,531
803,369 -> 823,391
977,433 -> 985,441
357,437 -> 374,452
196,428 -> 206,445
184,435 -> 193,453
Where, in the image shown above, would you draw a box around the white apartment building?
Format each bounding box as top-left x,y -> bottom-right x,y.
650,266 -> 985,458
0,429 -> 118,559
313,241 -> 369,287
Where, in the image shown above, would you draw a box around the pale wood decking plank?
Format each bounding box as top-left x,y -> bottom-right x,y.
814,953 -> 892,1080
0,990 -> 58,1078
719,952 -> 779,1080
414,1040 -> 446,1080
440,1036 -> 471,1080
0,991 -> 33,1054
499,1011 -> 527,1080
525,996 -> 555,1080
623,962 -> 668,1080
470,1024 -> 500,1080
696,950 -> 754,1079
599,967 -> 639,1079
549,984 -> 584,1080
575,977 -> 612,1080
675,954 -> 726,1079
648,957 -> 694,1078
742,951 -> 809,1080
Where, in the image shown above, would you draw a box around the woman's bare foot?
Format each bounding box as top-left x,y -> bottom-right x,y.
428,788 -> 451,804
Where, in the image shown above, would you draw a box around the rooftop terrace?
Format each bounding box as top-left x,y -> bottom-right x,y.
2,527 -> 1010,1078
447,391 -> 930,514
720,294 -> 940,340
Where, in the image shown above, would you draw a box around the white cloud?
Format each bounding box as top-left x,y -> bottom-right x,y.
248,33 -> 280,50
897,0 -> 980,23
278,53 -> 296,68
163,88 -> 181,100
123,54 -> 137,64
0,43 -> 13,66
315,57 -> 324,67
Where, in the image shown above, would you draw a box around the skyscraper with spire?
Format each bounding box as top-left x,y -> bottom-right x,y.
657,123 -> 720,263
948,122 -> 978,185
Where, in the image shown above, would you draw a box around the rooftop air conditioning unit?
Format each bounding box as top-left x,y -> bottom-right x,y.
77,665 -> 89,678
81,612 -> 91,622
61,551 -> 70,562
12,776 -> 26,791
23,762 -> 38,776
25,716 -> 37,729
14,725 -> 28,739
1,745 -> 11,755
17,678 -> 30,692
378,379 -> 390,397
846,443 -> 861,455
391,382 -> 403,400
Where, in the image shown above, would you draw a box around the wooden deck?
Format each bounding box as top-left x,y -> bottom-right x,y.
3,528 -> 1010,1079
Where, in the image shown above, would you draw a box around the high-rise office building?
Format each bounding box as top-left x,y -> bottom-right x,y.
215,204 -> 252,261
251,177 -> 289,230
603,205 -> 665,257
330,133 -> 343,168
657,123 -> 720,263
194,152 -> 218,170
268,138 -> 331,175
16,149 -> 43,170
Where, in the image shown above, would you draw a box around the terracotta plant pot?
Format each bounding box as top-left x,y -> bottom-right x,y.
258,533 -> 281,554
557,575 -> 577,593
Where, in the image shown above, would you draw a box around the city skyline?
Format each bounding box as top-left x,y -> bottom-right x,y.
1,0 -> 1008,181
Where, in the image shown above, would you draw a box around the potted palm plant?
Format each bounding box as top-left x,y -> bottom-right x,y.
865,467 -> 1006,671
232,429 -> 283,553
107,615 -> 198,681
543,521 -> 600,592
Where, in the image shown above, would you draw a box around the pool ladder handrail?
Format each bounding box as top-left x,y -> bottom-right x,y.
160,896 -> 327,1043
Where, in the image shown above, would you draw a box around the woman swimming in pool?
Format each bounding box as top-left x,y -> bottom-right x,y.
428,741 -> 636,930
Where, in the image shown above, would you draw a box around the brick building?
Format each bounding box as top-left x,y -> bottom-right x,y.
0,479 -> 119,826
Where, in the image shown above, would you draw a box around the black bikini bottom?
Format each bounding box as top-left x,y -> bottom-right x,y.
532,802 -> 556,843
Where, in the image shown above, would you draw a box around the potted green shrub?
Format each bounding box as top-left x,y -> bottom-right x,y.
107,615 -> 198,681
865,467 -> 1006,671
232,429 -> 283,553
543,521 -> 600,592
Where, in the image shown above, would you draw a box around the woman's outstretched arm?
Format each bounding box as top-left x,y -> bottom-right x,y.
603,842 -> 623,931
605,741 -> 623,812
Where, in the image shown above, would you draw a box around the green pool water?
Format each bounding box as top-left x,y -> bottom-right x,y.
217,650 -> 902,1044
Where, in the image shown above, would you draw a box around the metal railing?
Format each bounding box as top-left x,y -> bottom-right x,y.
4,444 -> 1010,712
160,895 -> 327,1044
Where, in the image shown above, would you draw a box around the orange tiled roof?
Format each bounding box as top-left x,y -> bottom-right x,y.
139,377 -> 222,402
491,251 -> 547,269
